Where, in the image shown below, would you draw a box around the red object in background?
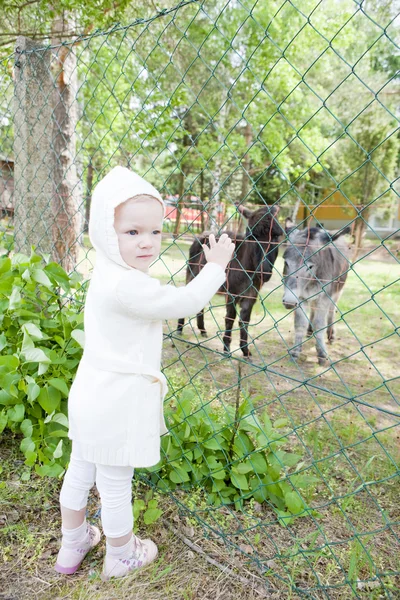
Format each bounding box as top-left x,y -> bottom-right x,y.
165,206 -> 203,224
165,204 -> 226,227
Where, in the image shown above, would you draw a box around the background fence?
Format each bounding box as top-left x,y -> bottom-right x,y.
0,0 -> 399,597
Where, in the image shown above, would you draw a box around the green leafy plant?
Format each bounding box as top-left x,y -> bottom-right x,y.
144,388 -> 317,525
0,237 -> 86,477
133,490 -> 163,532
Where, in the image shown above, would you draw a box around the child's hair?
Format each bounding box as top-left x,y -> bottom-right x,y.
125,194 -> 160,204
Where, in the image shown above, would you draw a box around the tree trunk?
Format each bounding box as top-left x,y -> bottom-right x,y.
200,169 -> 205,231
84,160 -> 94,232
236,121 -> 252,234
208,102 -> 229,233
208,159 -> 222,234
13,37 -> 54,256
174,122 -> 191,237
352,216 -> 367,261
51,14 -> 82,272
174,170 -> 185,237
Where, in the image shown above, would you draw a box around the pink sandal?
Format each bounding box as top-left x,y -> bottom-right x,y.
102,534 -> 158,581
55,524 -> 101,575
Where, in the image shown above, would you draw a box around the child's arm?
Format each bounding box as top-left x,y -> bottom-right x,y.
116,233 -> 234,320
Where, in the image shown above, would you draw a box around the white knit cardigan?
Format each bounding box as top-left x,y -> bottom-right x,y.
67,166 -> 226,467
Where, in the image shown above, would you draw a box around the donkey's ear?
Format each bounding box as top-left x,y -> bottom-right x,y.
285,217 -> 295,233
320,225 -> 352,243
237,204 -> 252,219
270,204 -> 280,216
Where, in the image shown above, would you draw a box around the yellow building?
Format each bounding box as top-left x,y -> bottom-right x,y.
296,191 -> 400,238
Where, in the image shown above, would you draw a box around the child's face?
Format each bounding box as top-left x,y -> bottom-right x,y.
114,196 -> 163,271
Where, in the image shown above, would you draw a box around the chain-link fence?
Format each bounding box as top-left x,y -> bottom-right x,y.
0,0 -> 399,597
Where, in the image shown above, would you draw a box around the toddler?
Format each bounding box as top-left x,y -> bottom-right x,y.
54,166 -> 234,580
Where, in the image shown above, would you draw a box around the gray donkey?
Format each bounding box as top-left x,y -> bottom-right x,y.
282,220 -> 351,365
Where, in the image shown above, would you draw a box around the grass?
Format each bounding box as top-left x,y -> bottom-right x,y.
158,240 -> 400,598
1,234 -> 399,598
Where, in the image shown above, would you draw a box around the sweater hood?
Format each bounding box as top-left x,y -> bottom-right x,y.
89,166 -> 165,269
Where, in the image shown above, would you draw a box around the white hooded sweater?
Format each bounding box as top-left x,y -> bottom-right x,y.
67,166 -> 226,467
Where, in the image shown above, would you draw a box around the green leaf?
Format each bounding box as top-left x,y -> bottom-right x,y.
12,252 -> 30,266
230,470 -> 249,490
272,451 -> 302,468
27,382 -> 40,403
48,378 -> 69,397
285,491 -> 304,515
0,390 -> 13,406
35,463 -> 64,477
249,452 -> 268,474
24,450 -> 37,466
47,430 -> 69,438
71,329 -> 85,347
133,499 -> 146,520
0,257 -> 11,274
53,440 -> 63,459
0,410 -> 7,434
0,333 -> 7,352
20,437 -> 35,455
45,262 -> 70,290
203,437 -> 221,450
290,473 -> 320,489
169,466 -> 190,483
176,395 -> 192,418
210,468 -> 226,480
38,386 -> 61,414
156,479 -> 170,492
20,418 -> 33,438
9,287 -> 22,309
0,355 -> 19,370
52,413 -> 69,428
8,403 -> 25,422
23,346 -> 51,364
274,418 -> 288,428
38,362 -> 50,375
233,431 -> 254,457
31,268 -> 52,288
276,510 -> 294,527
22,323 -> 46,340
143,508 -> 162,525
236,461 -> 254,474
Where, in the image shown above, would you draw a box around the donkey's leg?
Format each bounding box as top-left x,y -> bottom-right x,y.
239,299 -> 256,359
177,318 -> 185,335
223,298 -> 237,354
307,305 -> 315,337
327,305 -> 336,343
290,304 -> 309,360
197,309 -> 207,337
312,298 -> 330,365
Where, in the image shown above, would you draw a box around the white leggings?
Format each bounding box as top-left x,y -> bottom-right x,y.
60,454 -> 134,538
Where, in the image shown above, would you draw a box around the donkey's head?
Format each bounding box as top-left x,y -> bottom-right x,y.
236,204 -> 283,282
237,204 -> 283,240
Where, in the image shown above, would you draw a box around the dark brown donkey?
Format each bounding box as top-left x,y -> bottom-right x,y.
177,204 -> 283,357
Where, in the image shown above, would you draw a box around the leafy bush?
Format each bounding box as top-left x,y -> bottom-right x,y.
0,236 -> 86,478
143,390 -> 317,525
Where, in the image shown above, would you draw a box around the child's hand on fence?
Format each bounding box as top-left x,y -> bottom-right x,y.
203,233 -> 235,269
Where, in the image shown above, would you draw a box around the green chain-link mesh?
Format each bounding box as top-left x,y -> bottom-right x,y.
0,0 -> 399,597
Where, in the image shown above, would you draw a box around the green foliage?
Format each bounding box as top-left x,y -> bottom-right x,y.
0,237 -> 312,524
143,389 -> 316,525
0,234 -> 85,477
133,488 -> 163,532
